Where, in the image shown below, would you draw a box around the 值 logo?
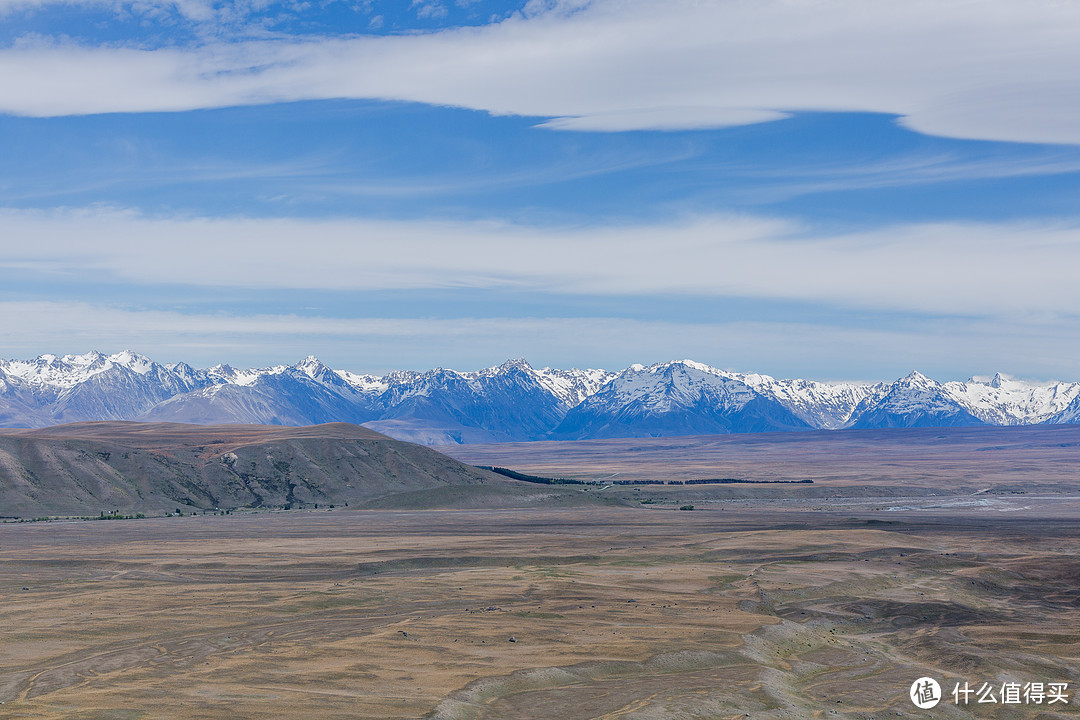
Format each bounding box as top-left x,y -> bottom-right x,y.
910,677 -> 942,709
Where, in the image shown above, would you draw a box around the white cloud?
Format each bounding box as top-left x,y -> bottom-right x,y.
411,0 -> 447,20
534,107 -> 790,132
1,0 -> 1080,143
2,206 -> 1080,318
1,301 -> 1078,380
0,0 -> 220,22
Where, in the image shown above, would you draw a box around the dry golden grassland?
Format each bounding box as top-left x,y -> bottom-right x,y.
2,503 -> 1078,719
440,425 -> 1080,493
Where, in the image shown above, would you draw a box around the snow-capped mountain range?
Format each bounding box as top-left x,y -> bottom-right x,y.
1,351 -> 1078,444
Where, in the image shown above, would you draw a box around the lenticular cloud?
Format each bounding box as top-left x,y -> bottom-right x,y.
1,0 -> 1079,145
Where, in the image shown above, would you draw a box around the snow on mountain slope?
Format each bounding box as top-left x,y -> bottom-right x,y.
143,356 -> 381,426
365,359 -> 574,443
942,373 -> 1080,425
0,351 -> 1078,441
336,369 -> 388,395
578,360 -> 743,412
733,373 -> 883,430
140,356 -> 604,443
141,371 -> 377,426
1048,393 -> 1080,424
553,360 -> 813,439
532,365 -> 616,406
2,351 -> 131,389
206,363 -> 261,387
1,351 -> 213,423
848,371 -> 986,429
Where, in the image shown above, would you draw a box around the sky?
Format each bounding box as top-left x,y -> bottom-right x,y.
1,0 -> 1080,380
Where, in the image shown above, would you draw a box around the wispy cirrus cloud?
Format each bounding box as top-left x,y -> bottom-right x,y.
1,300 -> 1078,381
1,0 -> 1079,144
3,206 -> 1080,319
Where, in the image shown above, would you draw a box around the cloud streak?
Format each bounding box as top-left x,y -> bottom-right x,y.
2,0 -> 1080,143
1,301 -> 1078,380
3,207 -> 1080,318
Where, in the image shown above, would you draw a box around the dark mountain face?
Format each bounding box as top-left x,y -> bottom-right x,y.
52,364 -> 208,424
373,362 -> 569,442
0,368 -> 50,427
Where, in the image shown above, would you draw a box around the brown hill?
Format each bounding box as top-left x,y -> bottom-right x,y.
0,422 -> 595,517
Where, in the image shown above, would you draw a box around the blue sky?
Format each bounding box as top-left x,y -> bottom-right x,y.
2,0 -> 1080,380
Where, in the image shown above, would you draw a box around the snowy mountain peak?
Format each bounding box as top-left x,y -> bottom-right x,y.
109,350 -> 155,375
67,351 -> 107,366
295,355 -> 332,379
497,358 -> 533,372
208,363 -> 234,377
532,365 -> 616,407
944,373 -> 1080,425
1,351 -> 1078,441
336,370 -> 388,394
676,358 -> 721,374
168,361 -> 197,375
3,351 -> 116,388
207,363 -> 260,386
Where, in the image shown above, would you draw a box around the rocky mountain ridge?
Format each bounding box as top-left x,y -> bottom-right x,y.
1,352 -> 1078,443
